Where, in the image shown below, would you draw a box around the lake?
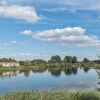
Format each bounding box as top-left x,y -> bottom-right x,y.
0,68 -> 100,94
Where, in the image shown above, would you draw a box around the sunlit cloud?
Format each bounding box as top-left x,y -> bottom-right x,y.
21,27 -> 100,49
0,5 -> 40,23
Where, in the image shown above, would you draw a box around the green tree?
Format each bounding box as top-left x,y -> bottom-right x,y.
32,59 -> 47,65
64,56 -> 73,63
83,58 -> 90,63
19,61 -> 25,66
0,58 -> 17,62
50,55 -> 61,63
72,56 -> 77,63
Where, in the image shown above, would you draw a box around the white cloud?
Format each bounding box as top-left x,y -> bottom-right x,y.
0,5 -> 40,23
1,0 -> 100,11
27,27 -> 100,49
34,27 -> 85,39
1,0 -> 100,12
19,53 -> 32,56
20,30 -> 33,36
38,0 -> 100,12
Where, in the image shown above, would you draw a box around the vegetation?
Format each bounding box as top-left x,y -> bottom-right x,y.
64,56 -> 73,63
18,55 -> 100,67
0,90 -> 100,100
72,56 -> 78,63
83,58 -> 90,63
0,58 -> 17,62
0,56 -> 99,99
93,60 -> 100,64
50,55 -> 61,63
0,55 -> 100,71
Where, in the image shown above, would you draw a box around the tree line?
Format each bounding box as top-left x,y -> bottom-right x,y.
0,58 -> 17,62
0,55 -> 99,65
49,55 -> 91,63
49,55 -> 78,63
18,55 -> 93,66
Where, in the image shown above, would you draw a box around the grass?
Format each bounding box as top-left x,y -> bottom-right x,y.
0,90 -> 100,100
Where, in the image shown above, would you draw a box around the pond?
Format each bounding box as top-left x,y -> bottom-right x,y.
0,68 -> 100,94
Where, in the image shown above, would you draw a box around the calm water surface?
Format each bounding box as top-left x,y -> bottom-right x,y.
0,68 -> 100,94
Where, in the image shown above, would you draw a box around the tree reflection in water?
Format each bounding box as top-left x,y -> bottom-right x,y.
64,68 -> 78,75
83,68 -> 90,73
49,69 -> 61,77
19,68 -> 30,77
0,67 -> 99,80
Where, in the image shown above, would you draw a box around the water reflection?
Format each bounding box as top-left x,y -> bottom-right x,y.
49,69 -> 61,77
64,68 -> 78,75
48,66 -> 61,77
0,67 -> 92,77
0,71 -> 20,77
83,68 -> 90,73
0,67 -> 99,94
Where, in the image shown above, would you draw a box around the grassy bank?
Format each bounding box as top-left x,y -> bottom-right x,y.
0,90 -> 100,100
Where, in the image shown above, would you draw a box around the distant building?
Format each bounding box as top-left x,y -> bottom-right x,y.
0,62 -> 20,67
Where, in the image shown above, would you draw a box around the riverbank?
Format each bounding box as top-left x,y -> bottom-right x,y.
0,64 -> 100,77
0,63 -> 100,71
0,90 -> 100,100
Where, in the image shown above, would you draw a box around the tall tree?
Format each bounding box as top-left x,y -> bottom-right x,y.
83,58 -> 90,63
72,56 -> 77,63
50,55 -> 61,63
64,56 -> 73,63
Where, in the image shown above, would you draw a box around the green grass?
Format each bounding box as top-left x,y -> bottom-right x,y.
0,90 -> 100,100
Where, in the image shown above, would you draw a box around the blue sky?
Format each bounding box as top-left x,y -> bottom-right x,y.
0,0 -> 100,60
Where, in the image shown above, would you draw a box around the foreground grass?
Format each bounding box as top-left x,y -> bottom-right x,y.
0,90 -> 100,100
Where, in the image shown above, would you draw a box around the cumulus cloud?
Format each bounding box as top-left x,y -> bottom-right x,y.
0,5 -> 40,23
1,0 -> 100,11
21,27 -> 100,49
34,27 -> 85,39
20,30 -> 33,36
